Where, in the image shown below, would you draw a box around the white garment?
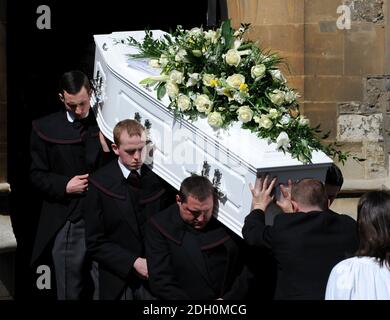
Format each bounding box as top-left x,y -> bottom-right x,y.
117,159 -> 141,179
325,256 -> 390,300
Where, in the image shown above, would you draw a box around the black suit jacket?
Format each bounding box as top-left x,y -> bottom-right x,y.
84,159 -> 174,299
145,204 -> 252,300
242,209 -> 358,300
30,110 -> 104,264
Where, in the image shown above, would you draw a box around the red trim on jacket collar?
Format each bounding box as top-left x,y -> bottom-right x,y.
32,121 -> 83,144
150,217 -> 182,245
139,189 -> 166,205
200,235 -> 231,251
88,177 -> 126,200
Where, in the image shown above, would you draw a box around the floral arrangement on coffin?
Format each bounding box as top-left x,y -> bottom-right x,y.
120,20 -> 353,164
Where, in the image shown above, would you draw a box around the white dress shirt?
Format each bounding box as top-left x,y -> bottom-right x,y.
117,160 -> 141,179
325,256 -> 390,300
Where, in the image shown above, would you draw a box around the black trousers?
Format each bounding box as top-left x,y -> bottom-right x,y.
52,219 -> 96,300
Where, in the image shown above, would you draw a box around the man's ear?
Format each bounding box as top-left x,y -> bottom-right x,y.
111,143 -> 119,156
176,194 -> 181,205
291,200 -> 299,213
58,93 -> 64,103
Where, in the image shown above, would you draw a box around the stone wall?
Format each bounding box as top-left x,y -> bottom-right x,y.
0,0 -> 6,188
227,0 -> 390,191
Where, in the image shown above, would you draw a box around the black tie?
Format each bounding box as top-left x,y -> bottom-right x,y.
127,170 -> 141,189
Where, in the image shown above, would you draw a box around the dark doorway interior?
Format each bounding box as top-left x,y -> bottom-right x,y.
7,0 -> 209,298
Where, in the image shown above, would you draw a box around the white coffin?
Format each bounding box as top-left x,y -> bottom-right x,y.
93,31 -> 333,237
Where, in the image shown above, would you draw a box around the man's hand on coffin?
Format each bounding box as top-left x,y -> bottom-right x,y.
133,257 -> 149,279
276,179 -> 294,213
66,174 -> 89,194
249,175 -> 277,212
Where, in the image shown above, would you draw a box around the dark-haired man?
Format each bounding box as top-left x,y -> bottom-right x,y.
84,119 -> 175,300
30,70 -> 110,299
325,163 -> 344,205
145,175 -> 252,300
242,177 -> 358,300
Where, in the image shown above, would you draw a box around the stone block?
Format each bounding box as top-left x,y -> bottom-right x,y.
338,113 -> 383,142
345,0 -> 385,23
248,24 -> 304,55
344,24 -> 385,76
339,102 -> 362,114
364,141 -> 387,179
334,142 -> 365,181
304,24 -> 344,75
304,0 -> 343,23
248,24 -> 304,77
305,76 -> 363,102
228,0 -> 304,26
330,198 -> 359,220
303,102 -> 337,140
365,76 -> 390,109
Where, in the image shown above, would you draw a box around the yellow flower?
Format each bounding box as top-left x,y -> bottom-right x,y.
239,83 -> 248,92
210,79 -> 219,87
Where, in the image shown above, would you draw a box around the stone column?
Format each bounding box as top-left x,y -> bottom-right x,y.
0,0 -> 7,191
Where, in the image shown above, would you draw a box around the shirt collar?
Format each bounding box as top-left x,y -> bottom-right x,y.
117,159 -> 141,179
66,110 -> 90,123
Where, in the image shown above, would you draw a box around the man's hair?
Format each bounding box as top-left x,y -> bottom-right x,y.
291,178 -> 328,211
113,119 -> 145,146
325,164 -> 344,187
179,175 -> 215,203
59,70 -> 91,95
356,191 -> 390,269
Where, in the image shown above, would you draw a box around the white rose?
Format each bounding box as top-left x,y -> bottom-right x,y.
237,106 -> 253,123
280,114 -> 291,125
226,74 -> 245,89
204,30 -> 219,43
169,70 -> 184,84
186,73 -> 201,87
159,54 -> 169,67
207,112 -> 224,128
269,89 -> 285,106
270,70 -> 286,83
233,92 -> 246,104
285,90 -> 298,104
225,49 -> 241,67
166,81 -> 179,98
194,94 -> 213,114
259,115 -> 273,129
251,64 -> 266,80
298,115 -> 310,126
202,73 -> 217,87
276,132 -> 290,150
253,115 -> 261,124
268,108 -> 279,119
175,49 -> 187,62
189,27 -> 202,37
148,59 -> 160,68
177,94 -> 192,111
